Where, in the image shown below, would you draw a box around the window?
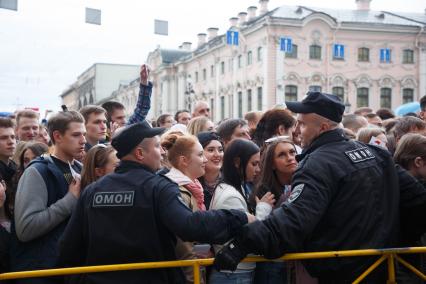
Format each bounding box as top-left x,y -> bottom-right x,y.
257,46 -> 263,62
202,69 -> 206,80
285,44 -> 298,59
238,91 -> 243,118
309,45 -> 321,60
247,51 -> 253,65
403,88 -> 414,104
285,85 -> 298,102
220,96 -> 225,120
357,88 -> 369,108
220,61 -> 225,75
332,87 -> 344,102
380,88 -> 392,108
247,89 -> 252,111
210,65 -> 214,77
309,86 -> 322,92
358,47 -> 370,62
195,71 -> 199,82
257,87 -> 263,110
332,44 -> 345,60
238,55 -> 243,68
229,94 -> 233,117
380,48 -> 391,63
403,49 -> 414,64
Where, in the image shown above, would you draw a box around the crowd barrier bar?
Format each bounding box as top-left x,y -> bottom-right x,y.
1,247 -> 425,283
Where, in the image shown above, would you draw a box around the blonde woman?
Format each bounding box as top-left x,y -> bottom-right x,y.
187,116 -> 215,136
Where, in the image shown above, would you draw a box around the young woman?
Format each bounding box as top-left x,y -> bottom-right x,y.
19,142 -> 49,170
197,132 -> 223,209
161,132 -> 208,284
251,138 -> 317,284
80,145 -> 119,190
209,139 -> 275,284
187,116 -> 215,136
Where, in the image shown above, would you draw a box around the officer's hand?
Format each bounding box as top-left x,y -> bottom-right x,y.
256,192 -> 275,207
68,178 -> 81,198
245,213 -> 256,223
213,238 -> 248,272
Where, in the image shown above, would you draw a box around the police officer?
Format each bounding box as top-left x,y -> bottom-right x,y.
58,121 -> 253,284
213,92 -> 426,283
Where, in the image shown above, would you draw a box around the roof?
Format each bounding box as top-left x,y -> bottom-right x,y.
160,49 -> 191,64
271,5 -> 426,26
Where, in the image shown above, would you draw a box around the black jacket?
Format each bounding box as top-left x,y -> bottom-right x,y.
58,160 -> 247,284
238,129 -> 426,282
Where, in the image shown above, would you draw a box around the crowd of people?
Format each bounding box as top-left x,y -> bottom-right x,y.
1,64 -> 426,283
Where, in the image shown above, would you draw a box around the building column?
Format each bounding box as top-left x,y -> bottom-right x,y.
276,44 -> 285,105
419,44 -> 426,99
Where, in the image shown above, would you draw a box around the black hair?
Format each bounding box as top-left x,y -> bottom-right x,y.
222,139 -> 259,212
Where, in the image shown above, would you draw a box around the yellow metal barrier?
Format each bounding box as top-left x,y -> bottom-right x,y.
1,247 -> 425,283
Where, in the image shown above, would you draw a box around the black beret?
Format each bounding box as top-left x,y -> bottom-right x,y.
197,131 -> 222,148
111,121 -> 165,159
285,92 -> 345,123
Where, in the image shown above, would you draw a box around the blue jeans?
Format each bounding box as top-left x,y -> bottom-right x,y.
209,269 -> 254,284
254,261 -> 287,284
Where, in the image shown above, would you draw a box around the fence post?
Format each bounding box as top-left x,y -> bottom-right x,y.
193,262 -> 201,284
387,253 -> 396,284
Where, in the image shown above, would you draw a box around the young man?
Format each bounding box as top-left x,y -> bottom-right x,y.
79,105 -> 108,151
102,64 -> 153,139
102,101 -> 126,127
12,111 -> 85,278
15,110 -> 39,142
0,118 -> 17,196
174,110 -> 191,125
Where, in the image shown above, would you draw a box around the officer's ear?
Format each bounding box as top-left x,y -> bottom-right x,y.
413,157 -> 424,169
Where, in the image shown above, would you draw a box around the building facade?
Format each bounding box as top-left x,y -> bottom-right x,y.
147,0 -> 426,122
60,63 -> 139,111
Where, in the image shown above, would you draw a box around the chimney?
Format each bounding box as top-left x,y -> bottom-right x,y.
238,12 -> 248,26
229,17 -> 239,28
259,0 -> 269,15
197,33 -> 207,47
182,42 -> 192,51
356,0 -> 372,11
207,27 -> 219,41
247,6 -> 257,20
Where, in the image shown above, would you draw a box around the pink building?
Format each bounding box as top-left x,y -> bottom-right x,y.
147,0 -> 426,121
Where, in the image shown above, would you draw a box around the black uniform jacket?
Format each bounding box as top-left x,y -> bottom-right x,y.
238,128 -> 426,282
58,160 -> 247,284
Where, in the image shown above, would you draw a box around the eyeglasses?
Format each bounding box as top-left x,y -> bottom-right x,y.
264,135 -> 291,145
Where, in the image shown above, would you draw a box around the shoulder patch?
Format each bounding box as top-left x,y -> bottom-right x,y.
92,191 -> 134,207
345,147 -> 375,164
288,184 -> 304,203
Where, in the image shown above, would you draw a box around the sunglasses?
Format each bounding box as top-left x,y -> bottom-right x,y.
264,135 -> 291,145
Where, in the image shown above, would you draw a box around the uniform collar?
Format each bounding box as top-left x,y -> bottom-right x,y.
297,128 -> 347,162
115,160 -> 156,174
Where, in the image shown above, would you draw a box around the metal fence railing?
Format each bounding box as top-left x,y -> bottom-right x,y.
1,247 -> 426,284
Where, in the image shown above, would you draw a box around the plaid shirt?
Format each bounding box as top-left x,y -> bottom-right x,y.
127,82 -> 152,125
